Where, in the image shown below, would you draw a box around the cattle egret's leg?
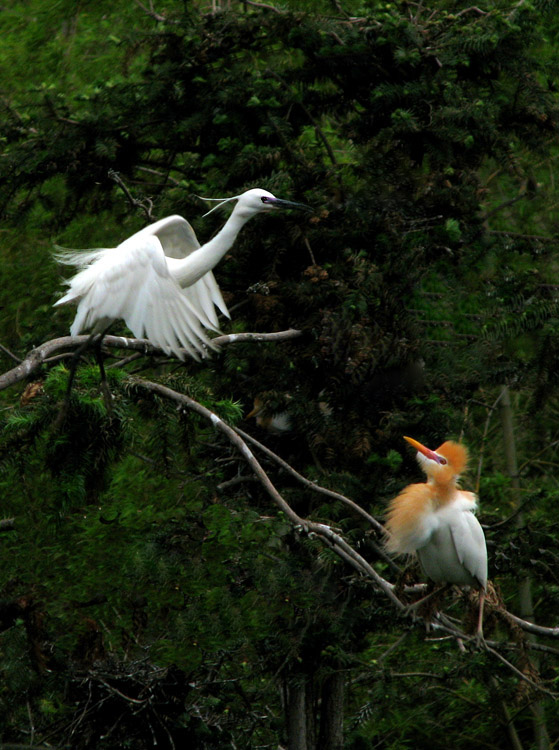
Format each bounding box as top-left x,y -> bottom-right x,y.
475,589 -> 486,647
403,584 -> 449,626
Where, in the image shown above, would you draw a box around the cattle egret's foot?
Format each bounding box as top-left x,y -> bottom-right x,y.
403,584 -> 448,621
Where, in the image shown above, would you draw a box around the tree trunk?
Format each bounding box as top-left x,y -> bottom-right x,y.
317,670 -> 344,750
499,386 -> 550,750
287,680 -> 307,750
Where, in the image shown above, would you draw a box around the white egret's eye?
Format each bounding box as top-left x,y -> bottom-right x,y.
261,196 -> 270,203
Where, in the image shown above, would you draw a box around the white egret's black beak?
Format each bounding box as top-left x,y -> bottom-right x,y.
262,196 -> 312,212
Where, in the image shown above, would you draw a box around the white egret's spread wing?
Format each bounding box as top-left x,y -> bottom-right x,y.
143,215 -> 200,259
55,235 -> 217,360
148,215 -> 230,327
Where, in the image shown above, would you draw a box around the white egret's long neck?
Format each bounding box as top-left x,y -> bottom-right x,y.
170,209 -> 250,288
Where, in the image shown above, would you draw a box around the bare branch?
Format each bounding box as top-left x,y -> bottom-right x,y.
455,6 -> 488,16
487,229 -> 556,243
217,475 -> 259,490
212,329 -> 303,346
504,610 -> 559,639
233,424 -> 383,532
133,0 -> 167,22
131,376 -> 406,610
0,329 -> 303,391
108,169 -> 156,221
0,343 -> 22,363
136,165 -> 181,186
481,191 -> 532,222
484,643 -> 557,698
245,0 -> 284,13
265,69 -> 339,168
232,423 -> 400,573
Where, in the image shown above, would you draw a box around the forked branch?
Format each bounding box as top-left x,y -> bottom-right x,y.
130,374 -> 559,694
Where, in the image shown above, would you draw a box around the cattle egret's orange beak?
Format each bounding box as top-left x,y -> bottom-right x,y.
404,436 -> 445,464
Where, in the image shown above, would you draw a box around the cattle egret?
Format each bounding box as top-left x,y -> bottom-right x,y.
385,436 -> 487,640
54,189 -> 310,360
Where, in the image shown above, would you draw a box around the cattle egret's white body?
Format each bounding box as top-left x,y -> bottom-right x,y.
54,189 -> 309,360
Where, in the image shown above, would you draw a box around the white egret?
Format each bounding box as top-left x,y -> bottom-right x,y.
54,188 -> 310,360
385,436 -> 487,639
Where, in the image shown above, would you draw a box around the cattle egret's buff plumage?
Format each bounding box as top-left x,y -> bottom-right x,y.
54,189 -> 310,360
386,436 -> 487,638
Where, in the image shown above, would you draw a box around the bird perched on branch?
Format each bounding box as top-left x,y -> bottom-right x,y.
54,189 -> 310,360
385,436 -> 487,639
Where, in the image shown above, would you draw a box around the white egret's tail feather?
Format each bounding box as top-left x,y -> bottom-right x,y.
53,246 -> 113,270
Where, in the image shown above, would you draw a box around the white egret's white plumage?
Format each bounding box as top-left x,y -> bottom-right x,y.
54,189 -> 309,360
386,436 -> 487,636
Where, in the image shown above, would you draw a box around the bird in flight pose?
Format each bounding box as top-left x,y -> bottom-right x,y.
54,188 -> 310,360
385,436 -> 487,641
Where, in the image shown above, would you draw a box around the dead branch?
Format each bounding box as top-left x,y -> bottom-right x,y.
244,0 -> 284,12
0,343 -> 21,363
504,611 -> 559,639
133,0 -> 167,22
233,424 -> 383,533
108,169 -> 156,221
131,376 -> 405,611
232,423 -> 400,573
0,329 -> 303,392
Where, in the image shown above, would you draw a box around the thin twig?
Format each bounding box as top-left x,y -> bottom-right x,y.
245,0 -> 284,12
233,422 -> 400,572
484,643 -> 557,698
483,494 -> 538,529
265,69 -> 339,168
474,390 -> 504,494
0,343 -> 22,363
233,424 -> 384,532
486,229 -> 556,243
482,191 -> 531,222
108,169 -> 156,221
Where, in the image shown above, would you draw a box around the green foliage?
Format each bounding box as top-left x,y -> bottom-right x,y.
2,0 -> 559,747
